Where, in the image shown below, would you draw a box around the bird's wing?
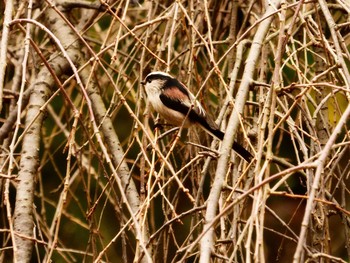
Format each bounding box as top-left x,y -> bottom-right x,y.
160,78 -> 206,117
159,86 -> 193,116
160,86 -> 220,132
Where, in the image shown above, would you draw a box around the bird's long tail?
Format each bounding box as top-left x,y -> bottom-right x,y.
194,113 -> 253,162
211,128 -> 253,162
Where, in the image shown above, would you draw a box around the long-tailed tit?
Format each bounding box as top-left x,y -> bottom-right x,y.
141,72 -> 252,162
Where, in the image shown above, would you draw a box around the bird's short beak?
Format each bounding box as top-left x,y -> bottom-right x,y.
140,79 -> 145,85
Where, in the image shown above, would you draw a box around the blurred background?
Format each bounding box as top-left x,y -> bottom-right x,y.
0,0 -> 349,262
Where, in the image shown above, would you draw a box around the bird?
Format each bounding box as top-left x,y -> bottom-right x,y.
141,71 -> 253,162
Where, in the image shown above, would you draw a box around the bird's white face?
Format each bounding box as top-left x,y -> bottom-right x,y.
143,75 -> 167,112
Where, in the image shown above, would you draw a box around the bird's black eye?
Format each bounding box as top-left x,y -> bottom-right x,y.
143,76 -> 152,84
141,77 -> 150,85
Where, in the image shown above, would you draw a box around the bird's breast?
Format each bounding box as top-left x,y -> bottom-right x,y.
145,86 -> 191,127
